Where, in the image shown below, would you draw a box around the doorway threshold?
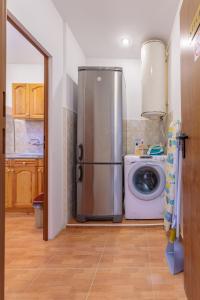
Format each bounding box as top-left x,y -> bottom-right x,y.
67,218 -> 164,228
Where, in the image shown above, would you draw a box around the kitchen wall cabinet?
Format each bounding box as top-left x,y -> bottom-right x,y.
12,83 -> 29,119
12,83 -> 44,120
29,84 -> 44,119
5,158 -> 44,211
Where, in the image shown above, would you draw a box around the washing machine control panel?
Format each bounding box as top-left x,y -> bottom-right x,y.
125,155 -> 167,164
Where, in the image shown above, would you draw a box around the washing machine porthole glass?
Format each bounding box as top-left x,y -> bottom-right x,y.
132,166 -> 160,195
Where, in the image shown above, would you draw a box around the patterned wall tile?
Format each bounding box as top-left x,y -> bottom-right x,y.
6,113 -> 15,154
63,108 -> 77,222
6,108 -> 44,154
126,119 -> 168,154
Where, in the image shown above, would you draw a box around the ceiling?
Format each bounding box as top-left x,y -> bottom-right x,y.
7,22 -> 43,64
53,0 -> 180,58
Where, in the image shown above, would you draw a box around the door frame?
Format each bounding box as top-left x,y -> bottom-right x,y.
7,11 -> 51,241
0,1 -> 6,298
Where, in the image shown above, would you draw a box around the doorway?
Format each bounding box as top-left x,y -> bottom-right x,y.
6,11 -> 50,242
6,20 -> 45,239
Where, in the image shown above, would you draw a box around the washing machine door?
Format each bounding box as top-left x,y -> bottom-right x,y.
128,161 -> 166,201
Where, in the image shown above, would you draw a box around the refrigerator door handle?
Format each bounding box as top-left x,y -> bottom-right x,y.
77,144 -> 84,161
77,165 -> 83,182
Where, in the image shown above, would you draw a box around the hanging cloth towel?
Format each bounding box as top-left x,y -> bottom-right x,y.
164,121 -> 181,232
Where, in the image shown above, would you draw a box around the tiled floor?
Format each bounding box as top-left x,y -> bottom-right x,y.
5,213 -> 187,300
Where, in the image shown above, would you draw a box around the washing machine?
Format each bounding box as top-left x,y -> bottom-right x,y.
124,155 -> 166,219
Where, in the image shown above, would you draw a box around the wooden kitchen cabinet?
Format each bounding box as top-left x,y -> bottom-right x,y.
12,83 -> 29,119
5,160 -> 13,209
37,159 -> 44,194
13,160 -> 37,209
29,84 -> 44,119
5,158 -> 44,211
12,83 -> 44,120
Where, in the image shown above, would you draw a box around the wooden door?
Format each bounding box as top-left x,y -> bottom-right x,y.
14,163 -> 37,209
29,84 -> 44,119
0,0 -> 6,298
180,1 -> 200,299
12,83 -> 29,118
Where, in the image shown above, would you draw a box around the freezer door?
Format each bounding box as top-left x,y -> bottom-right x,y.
77,69 -> 123,163
76,164 -> 122,218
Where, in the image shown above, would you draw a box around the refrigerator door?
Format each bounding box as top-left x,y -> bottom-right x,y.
76,164 -> 122,220
77,68 -> 123,163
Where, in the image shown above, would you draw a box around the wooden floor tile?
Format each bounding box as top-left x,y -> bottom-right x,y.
99,251 -> 149,269
46,252 -> 101,268
87,268 -> 155,300
25,268 -> 94,299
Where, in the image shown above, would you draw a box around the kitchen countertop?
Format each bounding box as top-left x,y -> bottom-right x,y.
6,153 -> 44,159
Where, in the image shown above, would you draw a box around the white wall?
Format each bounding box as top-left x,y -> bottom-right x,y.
7,0 -> 65,239
6,64 -> 44,107
86,58 -> 142,120
65,25 -> 86,86
64,24 -> 86,113
168,1 -> 182,121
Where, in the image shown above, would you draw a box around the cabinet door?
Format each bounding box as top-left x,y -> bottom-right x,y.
12,83 -> 29,118
29,84 -> 44,119
37,167 -> 44,194
14,166 -> 37,208
5,167 -> 13,209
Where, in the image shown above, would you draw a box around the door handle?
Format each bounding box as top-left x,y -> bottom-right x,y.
177,133 -> 189,159
78,144 -> 84,161
77,165 -> 83,182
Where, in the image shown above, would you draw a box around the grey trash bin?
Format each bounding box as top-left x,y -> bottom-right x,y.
33,202 -> 43,228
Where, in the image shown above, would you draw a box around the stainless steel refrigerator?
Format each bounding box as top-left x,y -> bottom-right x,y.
76,67 -> 125,222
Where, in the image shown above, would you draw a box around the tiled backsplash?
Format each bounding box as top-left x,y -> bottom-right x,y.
63,107 -> 77,222
126,118 -> 168,154
6,107 -> 44,154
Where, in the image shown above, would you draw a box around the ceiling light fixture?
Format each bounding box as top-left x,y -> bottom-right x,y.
121,37 -> 131,47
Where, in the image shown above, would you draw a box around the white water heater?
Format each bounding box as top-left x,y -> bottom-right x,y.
141,40 -> 167,119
